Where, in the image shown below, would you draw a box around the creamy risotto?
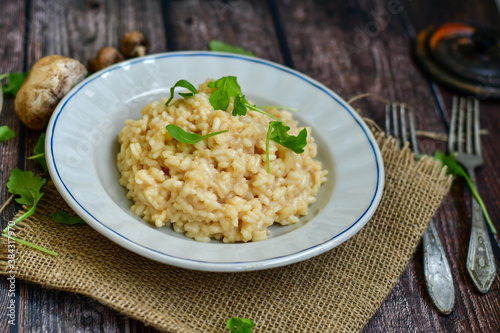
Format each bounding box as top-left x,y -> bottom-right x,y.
117,79 -> 327,243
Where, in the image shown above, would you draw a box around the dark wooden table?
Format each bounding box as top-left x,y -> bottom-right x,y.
1,0 -> 499,332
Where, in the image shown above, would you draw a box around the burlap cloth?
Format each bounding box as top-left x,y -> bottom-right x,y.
0,130 -> 452,332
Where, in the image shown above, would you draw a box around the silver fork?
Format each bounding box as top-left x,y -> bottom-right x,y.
386,103 -> 455,314
448,96 -> 496,293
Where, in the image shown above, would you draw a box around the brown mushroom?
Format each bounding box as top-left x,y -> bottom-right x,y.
88,47 -> 125,73
121,31 -> 150,58
15,55 -> 87,131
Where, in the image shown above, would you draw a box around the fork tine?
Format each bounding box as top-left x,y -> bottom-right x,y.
385,104 -> 391,136
458,97 -> 466,153
466,98 -> 473,154
400,104 -> 408,147
448,96 -> 458,152
392,103 -> 400,148
473,98 -> 482,157
408,107 -> 419,157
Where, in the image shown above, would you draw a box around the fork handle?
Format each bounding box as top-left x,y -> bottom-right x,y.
423,219 -> 455,314
466,168 -> 496,293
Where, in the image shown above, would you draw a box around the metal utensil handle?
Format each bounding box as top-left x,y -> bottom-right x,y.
423,219 -> 455,315
466,167 -> 496,293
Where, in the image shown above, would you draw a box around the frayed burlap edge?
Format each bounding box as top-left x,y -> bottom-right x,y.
0,131 -> 452,333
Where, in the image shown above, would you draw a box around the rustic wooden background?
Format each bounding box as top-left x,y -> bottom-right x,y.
1,0 -> 499,332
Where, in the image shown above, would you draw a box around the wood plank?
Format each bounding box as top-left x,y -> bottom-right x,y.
1,0 -> 499,332
398,0 -> 500,331
273,0 -> 500,332
12,0 -> 282,332
17,1 -> 166,332
0,0 -> 27,212
165,0 -> 283,62
27,0 -> 166,67
0,0 -> 27,330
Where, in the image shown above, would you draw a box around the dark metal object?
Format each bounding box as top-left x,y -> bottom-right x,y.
385,103 -> 455,314
448,96 -> 496,293
413,22 -> 500,99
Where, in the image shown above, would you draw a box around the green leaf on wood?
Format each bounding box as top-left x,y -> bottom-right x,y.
1,72 -> 28,97
0,125 -> 16,142
209,40 -> 254,56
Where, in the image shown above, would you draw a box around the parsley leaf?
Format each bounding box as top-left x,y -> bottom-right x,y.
232,94 -> 248,116
0,125 -> 16,142
174,76 -> 308,173
166,124 -> 228,144
208,76 -> 242,111
226,317 -> 254,333
1,72 -> 28,97
207,76 -> 307,173
266,121 -> 307,172
208,76 -> 282,121
434,152 -> 496,234
27,132 -> 47,171
2,169 -> 56,255
269,121 -> 307,154
51,211 -> 86,225
165,79 -> 198,106
209,40 -> 254,56
6,168 -> 45,207
2,169 -> 57,256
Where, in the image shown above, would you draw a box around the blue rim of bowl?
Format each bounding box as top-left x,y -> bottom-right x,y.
46,51 -> 384,271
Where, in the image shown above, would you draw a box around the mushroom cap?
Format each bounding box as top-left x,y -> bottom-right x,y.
88,47 -> 124,72
121,31 -> 150,58
15,55 -> 87,131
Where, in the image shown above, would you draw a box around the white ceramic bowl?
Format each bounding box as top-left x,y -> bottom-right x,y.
46,52 -> 384,272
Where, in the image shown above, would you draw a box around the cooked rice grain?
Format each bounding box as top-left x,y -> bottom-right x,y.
117,80 -> 327,243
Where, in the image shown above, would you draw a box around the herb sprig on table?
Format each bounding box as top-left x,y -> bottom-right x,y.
1,72 -> 28,97
434,152 -> 497,235
2,169 -> 58,256
27,132 -> 48,171
164,76 -> 307,172
1,132 -> 85,255
0,72 -> 27,142
226,317 -> 254,333
209,40 -> 255,57
0,126 -> 16,142
51,211 -> 86,225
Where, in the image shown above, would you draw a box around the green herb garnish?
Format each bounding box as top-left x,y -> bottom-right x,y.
2,169 -> 57,256
226,317 -> 254,333
208,76 -> 281,121
209,40 -> 254,56
269,121 -> 307,154
434,152 -> 496,234
1,72 -> 28,97
170,76 -> 307,173
0,125 -> 16,142
6,169 -> 45,214
266,121 -> 307,172
27,132 -> 47,171
208,76 -> 306,171
51,211 -> 86,226
208,76 -> 242,111
166,124 -> 228,144
165,79 -> 198,106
